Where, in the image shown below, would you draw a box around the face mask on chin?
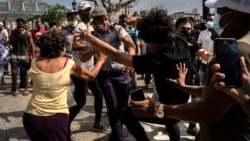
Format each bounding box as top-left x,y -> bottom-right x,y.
213,10 -> 232,36
68,21 -> 78,28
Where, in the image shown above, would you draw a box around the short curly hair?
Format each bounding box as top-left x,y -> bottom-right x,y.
37,29 -> 67,58
136,9 -> 176,46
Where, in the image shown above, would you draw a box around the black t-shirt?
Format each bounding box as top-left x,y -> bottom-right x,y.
132,36 -> 192,105
177,32 -> 201,55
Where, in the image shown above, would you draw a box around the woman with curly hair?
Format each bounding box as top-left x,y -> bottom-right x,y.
78,8 -> 193,141
22,29 -> 106,141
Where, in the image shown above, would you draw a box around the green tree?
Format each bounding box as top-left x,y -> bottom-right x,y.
41,4 -> 66,24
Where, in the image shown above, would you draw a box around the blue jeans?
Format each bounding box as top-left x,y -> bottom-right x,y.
0,65 -> 3,85
199,63 -> 207,85
10,60 -> 30,91
97,72 -> 131,141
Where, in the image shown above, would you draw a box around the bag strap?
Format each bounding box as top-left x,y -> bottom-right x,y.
63,58 -> 69,69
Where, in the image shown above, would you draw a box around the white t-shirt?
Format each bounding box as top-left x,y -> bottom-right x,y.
198,29 -> 214,64
73,22 -> 94,70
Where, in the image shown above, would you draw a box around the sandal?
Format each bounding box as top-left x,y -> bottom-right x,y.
23,91 -> 30,96
12,91 -> 19,97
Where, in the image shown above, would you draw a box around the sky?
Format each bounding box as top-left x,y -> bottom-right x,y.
43,0 -> 205,15
0,0 -> 205,15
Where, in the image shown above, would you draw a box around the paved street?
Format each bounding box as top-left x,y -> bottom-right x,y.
0,72 -> 197,141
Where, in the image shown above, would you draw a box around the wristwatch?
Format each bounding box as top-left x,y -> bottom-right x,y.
154,102 -> 165,119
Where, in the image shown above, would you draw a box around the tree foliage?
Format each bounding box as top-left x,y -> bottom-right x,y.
40,4 -> 66,24
88,0 -> 137,14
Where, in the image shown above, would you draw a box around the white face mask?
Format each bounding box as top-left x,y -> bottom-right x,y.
68,21 -> 78,28
213,10 -> 232,35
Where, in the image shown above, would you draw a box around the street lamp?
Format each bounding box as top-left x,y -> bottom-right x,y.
203,0 -> 209,19
72,0 -> 77,11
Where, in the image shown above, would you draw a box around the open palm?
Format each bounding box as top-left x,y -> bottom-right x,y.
167,62 -> 188,88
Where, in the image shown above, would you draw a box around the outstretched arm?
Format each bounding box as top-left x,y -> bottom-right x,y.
167,62 -> 204,97
71,53 -> 106,80
78,28 -> 134,68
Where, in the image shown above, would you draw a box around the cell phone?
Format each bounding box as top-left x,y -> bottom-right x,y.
130,88 -> 145,101
214,38 -> 241,87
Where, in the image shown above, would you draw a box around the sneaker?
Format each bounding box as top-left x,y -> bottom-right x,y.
2,80 -> 7,85
12,91 -> 19,97
92,122 -> 111,134
23,91 -> 30,96
187,127 -> 199,136
143,84 -> 149,89
70,135 -> 76,141
0,94 -> 5,97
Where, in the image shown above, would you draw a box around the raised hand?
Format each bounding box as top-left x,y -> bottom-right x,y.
167,62 -> 188,88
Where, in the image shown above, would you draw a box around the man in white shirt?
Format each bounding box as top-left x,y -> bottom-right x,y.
198,14 -> 214,84
70,1 -> 110,135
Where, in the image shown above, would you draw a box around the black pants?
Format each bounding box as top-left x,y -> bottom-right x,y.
69,76 -> 103,123
121,106 -> 181,141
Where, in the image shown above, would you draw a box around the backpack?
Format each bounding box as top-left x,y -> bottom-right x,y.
0,42 -> 10,65
126,27 -> 138,44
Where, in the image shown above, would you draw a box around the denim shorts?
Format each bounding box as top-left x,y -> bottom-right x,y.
10,60 -> 30,72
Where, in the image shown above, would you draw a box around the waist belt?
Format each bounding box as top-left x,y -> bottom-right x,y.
100,70 -> 123,77
11,54 -> 29,60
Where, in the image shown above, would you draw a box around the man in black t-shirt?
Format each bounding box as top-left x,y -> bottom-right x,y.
78,9 -> 193,141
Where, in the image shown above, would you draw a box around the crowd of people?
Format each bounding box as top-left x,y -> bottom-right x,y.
1,0 -> 250,141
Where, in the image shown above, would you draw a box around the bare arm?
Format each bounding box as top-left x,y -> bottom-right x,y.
28,31 -> 36,55
176,85 -> 203,98
195,48 -> 213,61
80,30 -> 134,68
131,84 -> 236,123
167,63 -> 204,97
121,34 -> 136,55
73,35 -> 88,51
136,40 -> 141,55
71,53 -> 106,80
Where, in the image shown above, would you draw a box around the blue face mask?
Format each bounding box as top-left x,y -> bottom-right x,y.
213,10 -> 232,35
206,21 -> 214,29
